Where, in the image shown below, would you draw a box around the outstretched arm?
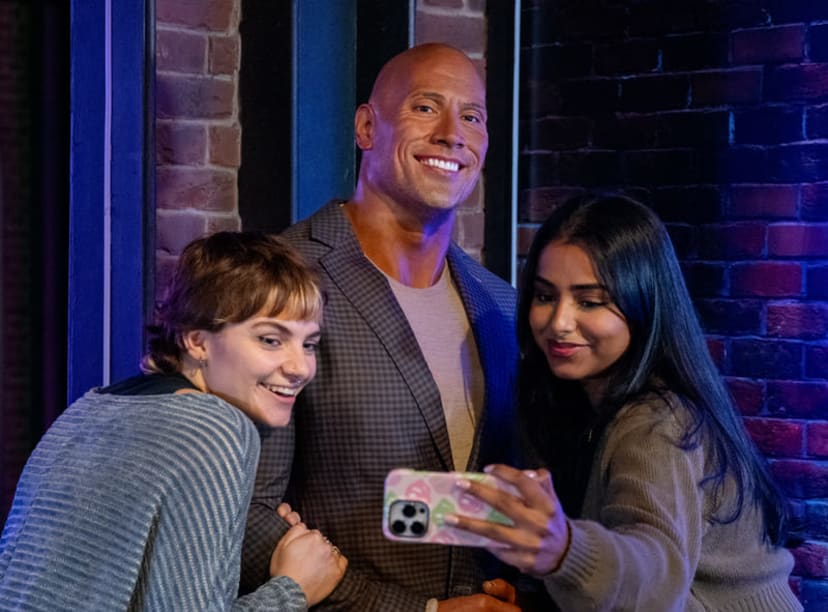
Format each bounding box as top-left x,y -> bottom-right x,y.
447,412 -> 706,611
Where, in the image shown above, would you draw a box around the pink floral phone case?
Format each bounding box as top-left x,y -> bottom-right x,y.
382,468 -> 515,548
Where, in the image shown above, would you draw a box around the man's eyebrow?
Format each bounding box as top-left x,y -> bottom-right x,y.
412,91 -> 446,103
462,101 -> 487,113
413,91 -> 487,112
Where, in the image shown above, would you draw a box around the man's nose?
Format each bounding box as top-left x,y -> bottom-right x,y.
432,112 -> 464,148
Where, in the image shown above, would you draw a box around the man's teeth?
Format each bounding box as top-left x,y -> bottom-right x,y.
261,383 -> 297,397
421,158 -> 459,172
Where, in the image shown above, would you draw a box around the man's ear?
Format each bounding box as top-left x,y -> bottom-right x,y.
181,329 -> 208,362
354,103 -> 374,151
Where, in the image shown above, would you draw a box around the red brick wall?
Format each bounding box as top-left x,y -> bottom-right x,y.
520,1 -> 828,606
155,0 -> 242,297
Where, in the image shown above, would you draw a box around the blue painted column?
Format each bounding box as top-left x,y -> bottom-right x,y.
68,0 -> 105,402
68,0 -> 151,401
292,0 -> 357,221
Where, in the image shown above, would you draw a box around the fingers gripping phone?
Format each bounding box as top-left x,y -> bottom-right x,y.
382,468 -> 515,548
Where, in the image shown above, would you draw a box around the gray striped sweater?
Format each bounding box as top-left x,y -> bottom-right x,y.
0,389 -> 307,611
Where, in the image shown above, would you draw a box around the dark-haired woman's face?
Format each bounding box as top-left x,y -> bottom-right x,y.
528,241 -> 630,405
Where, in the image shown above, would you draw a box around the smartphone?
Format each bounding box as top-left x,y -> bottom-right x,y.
382,468 -> 516,548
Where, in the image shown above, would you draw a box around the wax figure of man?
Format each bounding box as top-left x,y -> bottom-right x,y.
241,44 -> 521,611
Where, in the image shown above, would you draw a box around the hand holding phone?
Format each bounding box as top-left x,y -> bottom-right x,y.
382,468 -> 517,548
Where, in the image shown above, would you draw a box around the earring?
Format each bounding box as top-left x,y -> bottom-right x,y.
199,358 -> 207,369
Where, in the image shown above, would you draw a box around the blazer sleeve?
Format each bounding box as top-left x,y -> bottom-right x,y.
313,567 -> 429,611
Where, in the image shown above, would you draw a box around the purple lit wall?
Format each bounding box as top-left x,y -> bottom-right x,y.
519,1 -> 828,607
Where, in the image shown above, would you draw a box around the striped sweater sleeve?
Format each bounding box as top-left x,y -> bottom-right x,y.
0,390 -> 308,612
135,392 -> 307,611
234,576 -> 307,611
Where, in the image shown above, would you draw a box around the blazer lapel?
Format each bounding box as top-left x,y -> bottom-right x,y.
447,245 -> 517,468
309,204 -> 454,470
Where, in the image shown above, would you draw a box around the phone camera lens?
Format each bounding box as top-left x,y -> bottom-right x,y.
387,499 -> 430,539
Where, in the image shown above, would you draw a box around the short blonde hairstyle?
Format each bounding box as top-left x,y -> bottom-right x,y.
142,231 -> 323,374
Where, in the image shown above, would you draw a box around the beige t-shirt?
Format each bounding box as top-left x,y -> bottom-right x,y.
385,264 -> 484,471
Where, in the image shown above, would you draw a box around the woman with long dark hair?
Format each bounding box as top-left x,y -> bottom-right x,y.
447,194 -> 800,611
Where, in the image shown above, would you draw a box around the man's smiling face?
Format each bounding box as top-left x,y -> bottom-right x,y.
358,46 -> 488,220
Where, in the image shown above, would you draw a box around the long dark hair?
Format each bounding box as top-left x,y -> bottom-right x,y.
517,193 -> 788,545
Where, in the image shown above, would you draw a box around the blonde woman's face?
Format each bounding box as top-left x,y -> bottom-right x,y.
199,313 -> 320,427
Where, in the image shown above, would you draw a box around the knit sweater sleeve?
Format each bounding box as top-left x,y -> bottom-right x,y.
233,576 -> 307,611
543,401 -> 704,612
0,391 -> 308,612
224,409 -> 307,612
139,394 -> 308,612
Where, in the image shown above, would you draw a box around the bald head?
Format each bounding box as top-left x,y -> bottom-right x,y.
369,44 -> 485,108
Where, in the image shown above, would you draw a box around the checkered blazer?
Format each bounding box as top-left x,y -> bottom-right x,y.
241,201 -> 519,610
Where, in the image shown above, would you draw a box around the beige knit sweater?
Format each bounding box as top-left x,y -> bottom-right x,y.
543,394 -> 802,611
